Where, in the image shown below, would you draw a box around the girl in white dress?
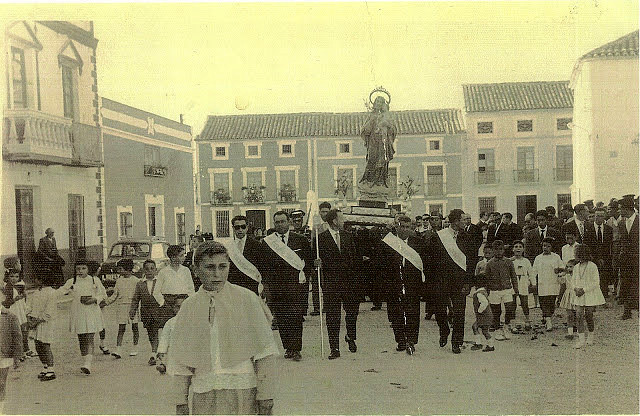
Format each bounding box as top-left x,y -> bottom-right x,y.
2,269 -> 33,359
58,260 -> 107,374
26,273 -> 58,381
571,245 -> 606,349
558,260 -> 578,339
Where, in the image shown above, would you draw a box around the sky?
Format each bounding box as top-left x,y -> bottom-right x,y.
3,1 -> 639,135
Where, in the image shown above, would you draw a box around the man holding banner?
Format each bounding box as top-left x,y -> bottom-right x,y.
314,209 -> 360,360
379,215 -> 428,355
261,211 -> 313,362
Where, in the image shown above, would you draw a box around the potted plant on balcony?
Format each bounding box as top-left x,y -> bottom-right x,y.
280,184 -> 296,202
398,175 -> 420,215
213,188 -> 231,204
242,184 -> 266,204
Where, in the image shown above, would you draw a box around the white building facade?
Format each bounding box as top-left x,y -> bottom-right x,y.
570,30 -> 639,204
2,21 -> 103,281
461,82 -> 574,224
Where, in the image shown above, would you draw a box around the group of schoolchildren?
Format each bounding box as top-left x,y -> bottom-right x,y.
0,248 -> 191,406
469,231 -> 606,352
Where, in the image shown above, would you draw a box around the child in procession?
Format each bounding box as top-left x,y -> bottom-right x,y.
130,259 -> 164,367
470,275 -> 494,352
26,272 -> 58,381
485,240 -> 518,340
58,259 -> 107,374
475,245 -> 493,278
571,245 -> 606,348
106,259 -> 140,359
2,268 -> 34,360
558,259 -> 578,340
88,261 -> 110,356
0,297 -> 23,414
532,237 -> 565,331
155,293 -> 188,374
511,241 -> 535,330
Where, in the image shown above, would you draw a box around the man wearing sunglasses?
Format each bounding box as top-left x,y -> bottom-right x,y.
227,216 -> 263,295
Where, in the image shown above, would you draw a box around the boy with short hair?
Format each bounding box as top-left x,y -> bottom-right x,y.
511,241 -> 535,330
484,240 -> 518,340
561,232 -> 578,265
533,237 -> 565,331
130,260 -> 164,366
475,246 -> 493,278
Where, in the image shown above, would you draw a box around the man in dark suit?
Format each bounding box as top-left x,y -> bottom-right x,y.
431,209 -> 473,354
590,208 -> 614,302
524,210 -> 563,264
487,213 -> 522,257
546,206 -> 564,231
314,209 -> 360,359
618,197 -> 638,320
37,228 -> 65,287
227,215 -> 263,295
183,235 -> 204,291
260,211 -> 313,361
476,211 -> 490,231
379,215 -> 428,355
562,204 -> 596,245
462,213 -> 483,262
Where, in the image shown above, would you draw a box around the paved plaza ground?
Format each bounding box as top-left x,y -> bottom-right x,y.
3,296 -> 639,415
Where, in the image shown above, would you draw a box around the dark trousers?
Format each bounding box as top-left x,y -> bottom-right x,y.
324,291 -> 359,351
143,323 -> 159,353
387,292 -> 421,346
423,281 -> 438,318
272,293 -> 304,352
435,285 -> 467,347
514,294 -> 530,316
34,340 -> 53,367
490,301 -> 516,327
539,295 -> 557,318
310,273 -> 320,312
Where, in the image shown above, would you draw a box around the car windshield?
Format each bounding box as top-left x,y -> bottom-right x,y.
109,243 -> 151,258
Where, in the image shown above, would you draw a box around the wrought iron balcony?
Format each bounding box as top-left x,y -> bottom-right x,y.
279,186 -> 297,202
513,169 -> 539,183
425,181 -> 446,197
475,170 -> 500,184
210,189 -> 232,205
144,165 -> 168,177
554,168 -> 573,182
242,185 -> 266,204
3,109 -> 101,167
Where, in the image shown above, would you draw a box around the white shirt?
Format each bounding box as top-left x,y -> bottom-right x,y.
277,231 -> 290,246
234,235 -> 247,253
328,228 -> 340,250
538,227 -> 548,239
562,243 -> 577,264
575,218 -> 585,237
158,265 -> 195,296
626,212 -> 637,233
145,277 -> 159,295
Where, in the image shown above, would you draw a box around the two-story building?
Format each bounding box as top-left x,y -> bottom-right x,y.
570,30 -> 639,204
2,21 -> 102,280
100,98 -> 196,251
461,81 -> 574,223
197,109 -> 465,240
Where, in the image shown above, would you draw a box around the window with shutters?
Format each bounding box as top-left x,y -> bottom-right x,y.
215,210 -> 231,238
479,197 -> 496,214
425,165 -> 445,196
477,121 -> 493,134
555,145 -> 573,181
11,47 -> 27,108
68,194 -> 85,262
517,120 -> 533,132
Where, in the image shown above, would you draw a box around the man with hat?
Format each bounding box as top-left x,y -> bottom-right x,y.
290,210 -> 309,237
618,196 -> 638,320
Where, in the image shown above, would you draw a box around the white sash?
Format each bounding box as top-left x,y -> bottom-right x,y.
382,232 -> 425,282
437,228 -> 467,271
221,240 -> 262,284
263,233 -> 306,283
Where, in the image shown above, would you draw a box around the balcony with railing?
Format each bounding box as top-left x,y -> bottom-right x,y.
475,170 -> 500,185
210,188 -> 232,205
3,109 -> 101,167
279,184 -> 297,202
554,168 -> 573,182
242,185 -> 266,204
513,169 -> 539,183
425,181 -> 446,197
144,165 -> 168,177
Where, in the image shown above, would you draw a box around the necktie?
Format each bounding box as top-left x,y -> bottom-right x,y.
209,297 -> 215,323
335,232 -> 340,252
597,225 -> 602,243
578,222 -> 584,239
280,234 -> 286,244
540,229 -> 545,239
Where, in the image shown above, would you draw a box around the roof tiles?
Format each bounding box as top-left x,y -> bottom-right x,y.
580,30 -> 639,61
462,81 -> 573,113
198,109 -> 465,141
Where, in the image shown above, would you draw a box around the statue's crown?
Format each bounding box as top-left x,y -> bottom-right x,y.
369,86 -> 391,105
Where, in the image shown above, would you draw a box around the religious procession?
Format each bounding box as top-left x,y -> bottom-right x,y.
1,8 -> 639,416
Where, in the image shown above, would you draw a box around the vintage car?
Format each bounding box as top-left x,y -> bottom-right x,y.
97,238 -> 170,290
